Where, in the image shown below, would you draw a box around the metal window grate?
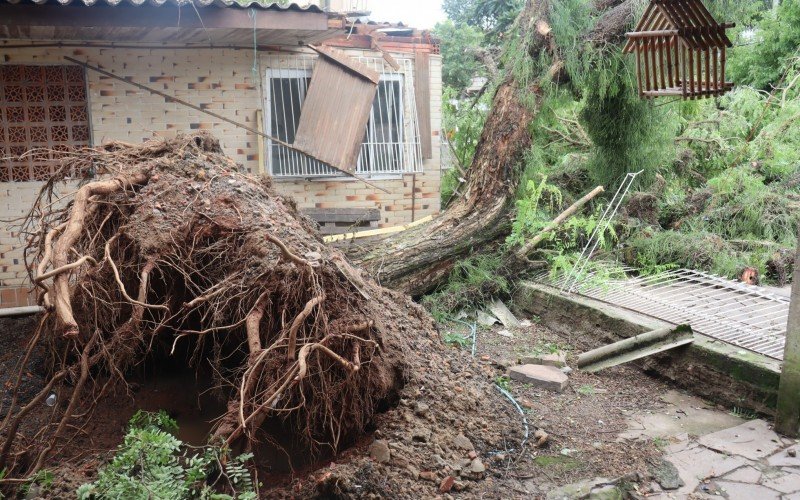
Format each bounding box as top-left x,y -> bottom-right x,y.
535,267 -> 790,361
263,54 -> 423,178
0,65 -> 90,182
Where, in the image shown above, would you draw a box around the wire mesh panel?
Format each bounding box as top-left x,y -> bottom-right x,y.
0,64 -> 90,182
536,267 -> 790,361
263,54 -> 423,178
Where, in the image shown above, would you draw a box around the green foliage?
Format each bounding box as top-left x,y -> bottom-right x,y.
443,0 -> 523,43
494,375 -> 511,391
77,411 -> 256,500
580,76 -> 680,189
576,384 -> 595,396
728,0 -> 800,89
730,406 -> 759,420
129,409 -> 179,436
652,437 -> 669,450
507,175 -> 563,248
421,254 -> 510,321
21,469 -> 54,496
442,332 -> 471,348
531,342 -> 563,355
434,21 -> 486,90
442,87 -> 493,170
700,168 -> 798,244
625,230 -> 746,278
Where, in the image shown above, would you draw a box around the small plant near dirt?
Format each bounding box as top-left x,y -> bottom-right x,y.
576,384 -> 595,396
76,411 -> 256,500
20,469 -> 54,496
422,254 -> 511,322
442,332 -> 471,349
533,455 -> 581,472
495,376 -> 511,391
652,437 -> 669,450
532,342 -> 567,356
729,406 -> 759,420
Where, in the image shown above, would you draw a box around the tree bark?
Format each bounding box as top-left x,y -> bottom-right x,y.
349,0 -> 636,296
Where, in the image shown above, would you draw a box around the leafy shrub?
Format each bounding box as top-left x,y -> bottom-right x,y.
421,253 -> 510,321
728,0 -> 800,90
625,230 -> 749,278
77,411 -> 256,500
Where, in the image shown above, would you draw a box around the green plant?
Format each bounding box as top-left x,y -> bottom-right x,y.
730,406 -> 759,420
533,342 -> 562,355
421,253 -> 510,321
129,409 -> 179,435
77,411 -> 256,500
652,437 -> 669,450
576,384 -> 595,396
495,376 -> 511,391
442,332 -> 471,348
728,1 -> 800,90
20,469 -> 54,496
434,20 -> 486,90
507,175 -> 564,248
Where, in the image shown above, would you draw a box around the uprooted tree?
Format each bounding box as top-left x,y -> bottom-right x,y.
0,134 -> 436,479
0,0 -> 638,485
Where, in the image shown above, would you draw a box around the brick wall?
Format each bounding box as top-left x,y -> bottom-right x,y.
0,42 -> 442,307
265,51 -> 443,226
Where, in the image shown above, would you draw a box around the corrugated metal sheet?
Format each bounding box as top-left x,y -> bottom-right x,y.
292,45 -> 379,173
1,0 -> 323,11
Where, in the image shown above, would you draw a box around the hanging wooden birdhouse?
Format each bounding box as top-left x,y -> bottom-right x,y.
623,0 -> 735,100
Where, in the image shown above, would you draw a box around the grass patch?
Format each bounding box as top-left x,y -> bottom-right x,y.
533,455 -> 582,471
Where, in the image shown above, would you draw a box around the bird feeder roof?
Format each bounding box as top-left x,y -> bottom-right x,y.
623,0 -> 733,53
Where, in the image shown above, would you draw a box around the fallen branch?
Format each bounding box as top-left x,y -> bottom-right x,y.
516,185 -> 605,259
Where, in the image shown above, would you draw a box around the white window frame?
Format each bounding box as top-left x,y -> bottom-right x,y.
262,55 -> 422,180
358,73 -> 405,176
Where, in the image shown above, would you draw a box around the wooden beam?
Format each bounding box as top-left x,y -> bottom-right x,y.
776,226 -> 800,437
323,215 -> 434,243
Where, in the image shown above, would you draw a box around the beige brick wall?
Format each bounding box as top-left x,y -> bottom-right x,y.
0,42 -> 442,305
269,51 -> 443,226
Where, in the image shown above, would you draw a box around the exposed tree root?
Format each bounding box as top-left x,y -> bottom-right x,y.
1,133 -> 423,483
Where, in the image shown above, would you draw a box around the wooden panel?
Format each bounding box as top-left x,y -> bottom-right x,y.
414,51 -> 432,160
309,45 -> 380,84
292,54 -> 378,173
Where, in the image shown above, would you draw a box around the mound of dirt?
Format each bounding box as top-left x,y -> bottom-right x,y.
0,133 -> 529,497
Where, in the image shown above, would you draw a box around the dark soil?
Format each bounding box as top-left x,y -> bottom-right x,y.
0,302 -> 677,498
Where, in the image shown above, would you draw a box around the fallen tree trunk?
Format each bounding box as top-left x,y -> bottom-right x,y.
350,0 -> 637,296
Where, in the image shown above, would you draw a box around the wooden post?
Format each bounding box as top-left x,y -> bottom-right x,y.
776,226 -> 800,436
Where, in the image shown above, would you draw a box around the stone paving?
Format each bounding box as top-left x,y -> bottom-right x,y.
649,419 -> 800,499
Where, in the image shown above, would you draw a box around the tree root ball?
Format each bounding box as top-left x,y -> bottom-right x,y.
1,133 -> 438,478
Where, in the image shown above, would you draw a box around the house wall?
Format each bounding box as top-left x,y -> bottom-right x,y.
261,48 -> 443,227
0,42 -> 442,307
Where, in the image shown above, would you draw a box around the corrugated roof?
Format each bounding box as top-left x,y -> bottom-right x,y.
1,0 -> 324,11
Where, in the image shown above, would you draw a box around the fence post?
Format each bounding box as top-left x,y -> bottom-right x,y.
776,226 -> 800,436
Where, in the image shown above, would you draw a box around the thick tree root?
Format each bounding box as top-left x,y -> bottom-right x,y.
2,134 -> 414,482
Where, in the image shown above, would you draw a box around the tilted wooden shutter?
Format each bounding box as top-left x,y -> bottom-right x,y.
293,45 -> 380,173
414,51 -> 432,160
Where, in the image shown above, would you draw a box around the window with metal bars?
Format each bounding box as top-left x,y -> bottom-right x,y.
0,64 -> 90,182
263,55 -> 423,178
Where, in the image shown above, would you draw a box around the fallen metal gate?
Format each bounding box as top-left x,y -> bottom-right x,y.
536,268 -> 790,361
